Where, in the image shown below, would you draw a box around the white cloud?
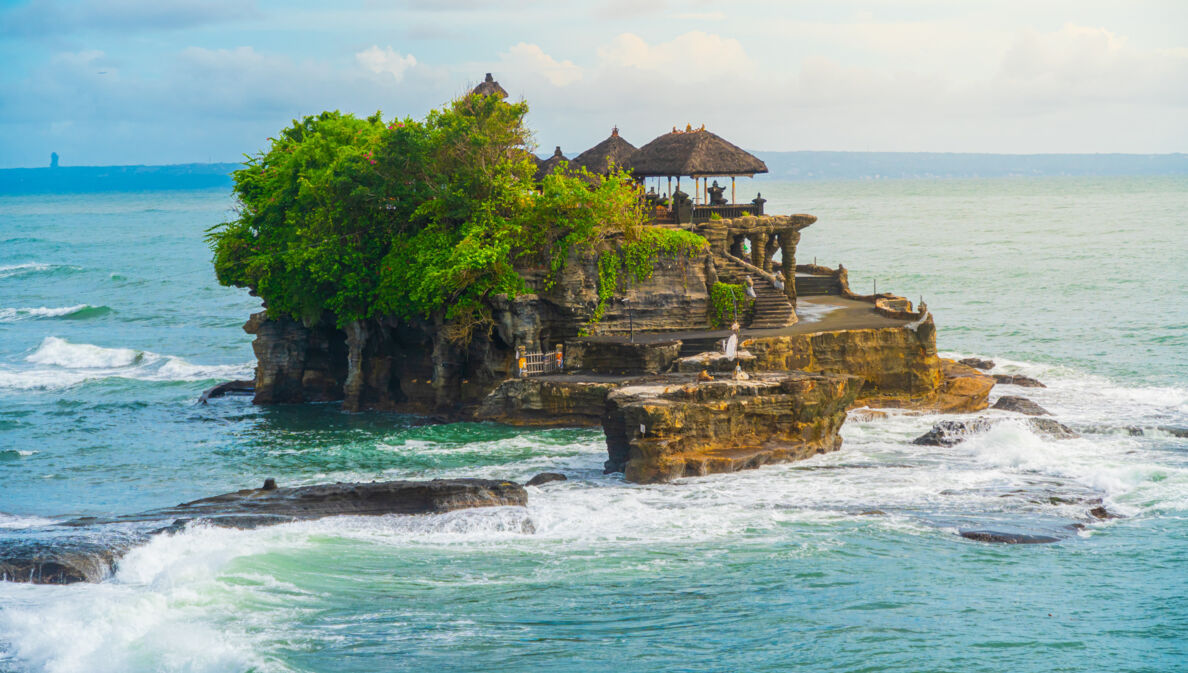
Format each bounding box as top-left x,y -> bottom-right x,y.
499,43 -> 583,86
595,31 -> 752,79
356,45 -> 418,81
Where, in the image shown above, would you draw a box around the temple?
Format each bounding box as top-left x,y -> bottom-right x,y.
238,74 -> 995,484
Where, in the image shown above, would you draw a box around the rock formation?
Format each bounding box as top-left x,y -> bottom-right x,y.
602,372 -> 861,483
993,395 -> 1051,416
0,479 -> 526,585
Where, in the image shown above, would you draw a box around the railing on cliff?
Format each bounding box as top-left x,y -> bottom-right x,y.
517,345 -> 564,377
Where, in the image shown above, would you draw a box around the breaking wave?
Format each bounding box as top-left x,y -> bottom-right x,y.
0,263 -> 80,279
0,304 -> 113,322
0,337 -> 252,390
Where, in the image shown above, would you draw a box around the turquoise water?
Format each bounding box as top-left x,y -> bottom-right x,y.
1,179 -> 1186,672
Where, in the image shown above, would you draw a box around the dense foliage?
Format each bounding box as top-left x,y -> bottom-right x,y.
710,282 -> 752,328
208,93 -> 702,342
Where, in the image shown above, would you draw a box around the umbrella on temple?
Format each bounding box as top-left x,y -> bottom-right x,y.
571,127 -> 637,175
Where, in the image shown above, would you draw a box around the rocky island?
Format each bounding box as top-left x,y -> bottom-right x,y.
212,75 -> 993,485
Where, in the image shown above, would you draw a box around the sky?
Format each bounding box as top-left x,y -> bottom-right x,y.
1,0 -> 1186,167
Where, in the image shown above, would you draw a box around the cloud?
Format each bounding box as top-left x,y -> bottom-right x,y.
498,43 -> 582,86
356,46 -> 418,82
0,0 -> 260,36
595,31 -> 752,79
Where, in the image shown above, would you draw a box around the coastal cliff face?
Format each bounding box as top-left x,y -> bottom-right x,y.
743,316 -> 990,413
602,372 -> 862,483
244,241 -> 716,413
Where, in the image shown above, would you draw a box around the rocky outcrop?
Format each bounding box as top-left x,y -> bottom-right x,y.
913,417 -> 1078,446
993,395 -> 1051,416
931,359 -> 996,413
471,377 -> 620,426
744,321 -> 941,406
959,357 -> 995,371
564,340 -> 681,375
993,374 -> 1046,388
0,479 -> 526,585
959,530 -> 1060,544
244,312 -> 348,404
602,372 -> 862,483
525,472 -> 567,486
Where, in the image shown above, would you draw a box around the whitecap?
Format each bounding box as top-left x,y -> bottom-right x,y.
0,337 -> 252,390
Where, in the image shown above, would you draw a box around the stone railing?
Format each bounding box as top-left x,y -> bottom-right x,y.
724,251 -> 782,290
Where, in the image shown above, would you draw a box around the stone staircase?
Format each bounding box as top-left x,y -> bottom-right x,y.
714,255 -> 797,330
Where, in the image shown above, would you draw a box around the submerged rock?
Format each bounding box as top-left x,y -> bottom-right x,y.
0,478 -> 527,585
959,358 -> 995,371
525,472 -> 567,487
1088,506 -> 1122,520
198,379 -> 255,404
912,417 -> 1078,446
959,530 -> 1061,544
992,395 -> 1051,416
992,374 -> 1046,388
1159,425 -> 1188,438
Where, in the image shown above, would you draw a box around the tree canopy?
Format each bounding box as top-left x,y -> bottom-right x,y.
208,93 -> 701,342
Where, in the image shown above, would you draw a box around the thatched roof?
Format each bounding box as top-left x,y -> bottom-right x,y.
534,146 -> 568,181
626,125 -> 768,177
471,73 -> 508,98
571,127 -> 637,174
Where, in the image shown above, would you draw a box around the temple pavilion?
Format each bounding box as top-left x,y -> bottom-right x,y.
471,74 -> 769,225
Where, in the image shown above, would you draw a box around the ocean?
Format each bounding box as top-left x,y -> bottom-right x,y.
0,178 -> 1185,672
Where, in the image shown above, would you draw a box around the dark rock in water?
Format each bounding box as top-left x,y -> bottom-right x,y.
912,417 -> 1077,447
525,472 -> 567,487
1089,506 -> 1122,520
1126,426 -> 1144,436
959,530 -> 1061,544
0,537 -> 125,584
1,478 -> 527,585
959,357 -> 995,371
992,395 -> 1050,416
1158,425 -> 1188,438
856,509 -> 887,516
262,477 -> 278,491
992,374 -> 1046,388
198,379 -> 255,404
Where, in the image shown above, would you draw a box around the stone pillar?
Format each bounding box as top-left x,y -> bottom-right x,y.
343,320 -> 367,412
750,232 -> 767,269
763,234 -> 780,272
778,229 -> 799,305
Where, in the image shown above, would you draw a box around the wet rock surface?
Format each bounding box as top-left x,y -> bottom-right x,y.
959,358 -> 995,371
959,530 -> 1062,544
603,371 -> 862,483
992,395 -> 1051,416
525,472 -> 567,487
198,379 -> 255,403
0,479 -> 527,585
913,417 -> 1078,447
992,374 -> 1046,388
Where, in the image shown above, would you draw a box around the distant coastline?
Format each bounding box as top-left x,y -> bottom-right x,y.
0,163 -> 241,194
2,153 -> 1186,194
